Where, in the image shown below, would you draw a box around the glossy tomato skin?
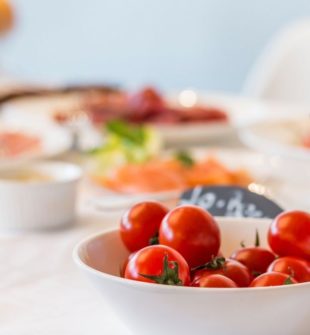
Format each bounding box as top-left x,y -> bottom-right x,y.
192,259 -> 252,287
250,272 -> 298,287
268,210 -> 310,261
193,274 -> 237,288
267,256 -> 310,283
159,205 -> 220,268
124,245 -> 190,285
120,201 -> 168,252
230,247 -> 276,276
120,252 -> 136,278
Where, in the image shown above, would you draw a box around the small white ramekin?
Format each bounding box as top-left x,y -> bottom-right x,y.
0,161 -> 82,231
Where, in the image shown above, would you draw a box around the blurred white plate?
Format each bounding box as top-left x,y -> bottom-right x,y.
0,91 -> 267,146
155,122 -> 230,145
157,91 -> 310,145
88,148 -> 310,212
0,122 -> 72,167
0,93 -> 82,124
160,91 -> 264,144
0,93 -> 103,151
2,90 -> 310,147
240,116 -> 310,161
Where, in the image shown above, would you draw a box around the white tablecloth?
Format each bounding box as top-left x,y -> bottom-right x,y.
0,201 -> 131,334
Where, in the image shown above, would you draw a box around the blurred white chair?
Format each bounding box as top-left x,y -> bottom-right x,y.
243,19 -> 310,103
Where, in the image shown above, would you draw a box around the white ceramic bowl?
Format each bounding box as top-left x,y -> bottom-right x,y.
240,116 -> 310,162
73,217 -> 310,335
0,161 -> 82,230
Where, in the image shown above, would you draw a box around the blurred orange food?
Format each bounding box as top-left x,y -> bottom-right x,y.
0,0 -> 14,36
0,131 -> 41,157
303,134 -> 310,148
93,157 -> 252,194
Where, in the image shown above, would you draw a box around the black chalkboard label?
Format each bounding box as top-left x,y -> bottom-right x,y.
179,186 -> 284,219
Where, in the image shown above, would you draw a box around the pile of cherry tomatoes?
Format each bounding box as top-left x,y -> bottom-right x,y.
120,202 -> 310,288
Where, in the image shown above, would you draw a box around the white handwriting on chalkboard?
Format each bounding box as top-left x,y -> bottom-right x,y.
180,186 -> 263,218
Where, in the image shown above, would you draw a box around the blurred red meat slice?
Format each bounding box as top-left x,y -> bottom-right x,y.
177,106 -> 228,122
126,87 -> 166,122
83,86 -> 228,125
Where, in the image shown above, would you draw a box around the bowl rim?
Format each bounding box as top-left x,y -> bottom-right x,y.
73,216 -> 310,293
0,161 -> 83,186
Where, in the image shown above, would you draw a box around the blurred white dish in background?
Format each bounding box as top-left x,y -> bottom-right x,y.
73,217 -> 310,335
0,122 -> 72,167
240,116 -> 310,162
0,93 -> 82,124
156,121 -> 230,145
90,190 -> 180,212
0,161 -> 82,230
244,19 -> 310,104
162,91 -> 256,144
1,89 -> 309,148
0,91 -> 265,147
0,93 -> 111,150
88,148 -> 310,212
163,90 -> 310,145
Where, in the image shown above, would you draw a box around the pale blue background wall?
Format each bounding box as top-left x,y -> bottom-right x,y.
2,0 -> 310,91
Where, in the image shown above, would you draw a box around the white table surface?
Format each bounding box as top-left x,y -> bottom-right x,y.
0,186 -> 132,335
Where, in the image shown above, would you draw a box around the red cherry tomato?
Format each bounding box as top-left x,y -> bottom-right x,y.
125,245 -> 190,286
120,201 -> 168,252
192,258 -> 252,287
230,247 -> 276,277
230,230 -> 276,277
250,272 -> 298,287
267,256 -> 310,283
268,210 -> 310,261
120,252 -> 136,277
159,205 -> 220,268
193,274 -> 237,288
